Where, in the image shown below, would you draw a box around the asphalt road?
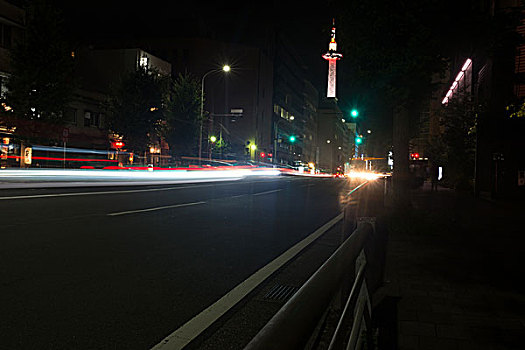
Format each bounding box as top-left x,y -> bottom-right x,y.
0,176 -> 359,350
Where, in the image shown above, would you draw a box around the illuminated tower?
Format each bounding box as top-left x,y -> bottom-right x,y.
322,20 -> 343,98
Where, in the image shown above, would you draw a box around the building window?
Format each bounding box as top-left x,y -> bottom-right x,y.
140,56 -> 148,68
65,107 -> 77,124
98,114 -> 104,128
0,75 -> 6,99
92,113 -> 100,128
84,111 -> 91,127
84,111 -> 101,127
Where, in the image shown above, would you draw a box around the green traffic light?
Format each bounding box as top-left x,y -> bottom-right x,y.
289,135 -> 296,142
355,137 -> 362,144
351,109 -> 359,118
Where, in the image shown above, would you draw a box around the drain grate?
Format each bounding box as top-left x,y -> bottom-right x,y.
263,284 -> 300,302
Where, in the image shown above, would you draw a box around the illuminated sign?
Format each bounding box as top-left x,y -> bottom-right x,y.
24,147 -> 32,165
442,58 -> 472,104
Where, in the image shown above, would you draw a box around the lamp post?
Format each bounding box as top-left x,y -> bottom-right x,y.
199,65 -> 230,165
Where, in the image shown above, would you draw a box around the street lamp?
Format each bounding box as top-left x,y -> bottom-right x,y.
199,65 -> 230,164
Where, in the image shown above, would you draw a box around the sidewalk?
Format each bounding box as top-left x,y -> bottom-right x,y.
378,182 -> 525,349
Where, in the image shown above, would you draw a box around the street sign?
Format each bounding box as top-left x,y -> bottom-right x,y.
62,128 -> 69,142
112,141 -> 125,149
24,147 -> 32,165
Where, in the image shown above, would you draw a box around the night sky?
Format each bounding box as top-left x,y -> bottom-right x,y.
56,0 -> 335,88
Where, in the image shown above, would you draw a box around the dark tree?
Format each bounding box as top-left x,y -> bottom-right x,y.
161,72 -> 201,158
7,0 -> 75,123
336,0 -> 467,205
107,66 -> 168,154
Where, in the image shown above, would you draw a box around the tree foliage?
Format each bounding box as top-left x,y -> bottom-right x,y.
161,72 -> 201,157
7,0 -> 75,123
107,69 -> 201,157
337,0 -> 447,108
106,66 -> 168,154
435,97 -> 478,189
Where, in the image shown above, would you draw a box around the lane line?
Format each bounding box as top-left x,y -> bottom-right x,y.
109,188 -> 285,217
0,179 -> 286,201
0,185 -> 213,201
348,181 -> 369,195
150,212 -> 344,350
107,201 -> 206,216
110,187 -> 287,216
251,189 -> 283,196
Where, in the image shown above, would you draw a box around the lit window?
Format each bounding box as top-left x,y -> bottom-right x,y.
84,111 -> 91,127
140,56 -> 148,68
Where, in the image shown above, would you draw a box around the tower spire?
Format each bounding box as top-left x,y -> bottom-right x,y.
322,19 -> 342,98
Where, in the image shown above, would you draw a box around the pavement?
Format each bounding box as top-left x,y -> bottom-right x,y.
0,177 -> 356,350
375,181 -> 525,349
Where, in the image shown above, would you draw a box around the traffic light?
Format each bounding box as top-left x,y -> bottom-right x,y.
350,109 -> 359,118
355,136 -> 362,145
260,152 -> 266,158
289,135 -> 296,143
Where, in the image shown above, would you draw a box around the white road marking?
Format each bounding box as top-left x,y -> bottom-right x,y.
228,194 -> 246,199
0,179 -> 285,201
150,212 -> 344,350
107,201 -> 206,216
0,185 -> 214,201
349,181 -> 369,195
107,188 -> 284,217
251,189 -> 283,196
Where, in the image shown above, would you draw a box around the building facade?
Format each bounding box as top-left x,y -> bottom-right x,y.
316,99 -> 352,173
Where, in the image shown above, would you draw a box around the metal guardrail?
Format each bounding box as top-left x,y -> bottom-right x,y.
329,249 -> 372,350
244,221 -> 374,350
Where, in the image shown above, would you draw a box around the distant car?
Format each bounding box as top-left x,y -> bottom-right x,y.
334,173 -> 345,178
